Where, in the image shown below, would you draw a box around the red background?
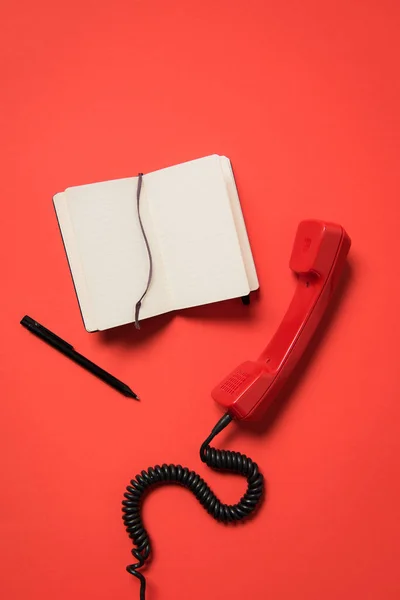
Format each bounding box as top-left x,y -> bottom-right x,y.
1,1 -> 400,599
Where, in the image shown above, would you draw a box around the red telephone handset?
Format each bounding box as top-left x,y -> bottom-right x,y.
212,220 -> 351,421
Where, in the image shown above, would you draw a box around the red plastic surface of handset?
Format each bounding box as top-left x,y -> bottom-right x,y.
211,220 -> 351,421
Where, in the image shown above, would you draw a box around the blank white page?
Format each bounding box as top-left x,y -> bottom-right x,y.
57,177 -> 172,331
143,155 -> 251,310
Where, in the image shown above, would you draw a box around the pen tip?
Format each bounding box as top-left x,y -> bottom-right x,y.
124,386 -> 140,400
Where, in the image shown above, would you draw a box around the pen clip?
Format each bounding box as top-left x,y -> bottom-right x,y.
20,316 -> 74,350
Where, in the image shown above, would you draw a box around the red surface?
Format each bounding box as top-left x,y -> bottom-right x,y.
1,1 -> 400,599
213,220 -> 351,420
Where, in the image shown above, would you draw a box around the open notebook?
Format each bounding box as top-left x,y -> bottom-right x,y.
53,155 -> 259,332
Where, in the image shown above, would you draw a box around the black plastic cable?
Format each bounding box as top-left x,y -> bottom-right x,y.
122,413 -> 264,599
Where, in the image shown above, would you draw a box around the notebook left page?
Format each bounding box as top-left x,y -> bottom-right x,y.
54,178 -> 172,331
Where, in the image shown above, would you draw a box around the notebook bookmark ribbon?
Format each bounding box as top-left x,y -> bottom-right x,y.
134,173 -> 153,329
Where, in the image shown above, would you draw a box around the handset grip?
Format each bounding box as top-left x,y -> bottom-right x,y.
212,220 -> 351,421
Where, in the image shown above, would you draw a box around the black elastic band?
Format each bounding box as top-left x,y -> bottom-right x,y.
134,173 -> 153,329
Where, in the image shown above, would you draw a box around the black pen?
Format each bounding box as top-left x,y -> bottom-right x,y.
20,315 -> 139,400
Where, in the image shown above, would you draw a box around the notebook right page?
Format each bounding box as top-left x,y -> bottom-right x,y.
144,155 -> 251,311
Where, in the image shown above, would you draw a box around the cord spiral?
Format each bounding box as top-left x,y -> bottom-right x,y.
122,413 -> 264,599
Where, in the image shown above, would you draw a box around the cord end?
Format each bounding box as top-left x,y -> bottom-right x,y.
211,413 -> 233,436
200,413 -> 233,460
134,301 -> 141,329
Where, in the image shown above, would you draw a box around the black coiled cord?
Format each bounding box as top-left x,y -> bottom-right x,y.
122,413 -> 264,599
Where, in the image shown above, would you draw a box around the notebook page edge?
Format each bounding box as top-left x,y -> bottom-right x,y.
220,156 -> 259,291
145,154 -> 221,178
53,191 -> 98,332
